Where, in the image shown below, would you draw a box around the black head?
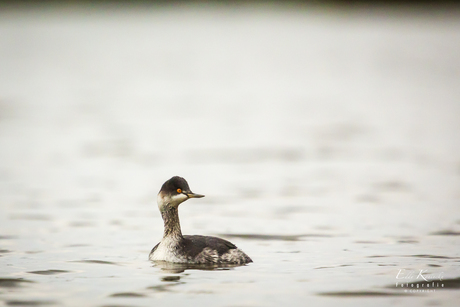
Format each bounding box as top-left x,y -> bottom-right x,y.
160,176 -> 192,195
157,176 -> 204,209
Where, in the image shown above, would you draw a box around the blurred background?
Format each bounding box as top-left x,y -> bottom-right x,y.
0,1 -> 459,306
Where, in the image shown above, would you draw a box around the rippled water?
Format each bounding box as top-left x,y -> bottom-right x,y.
1,4 -> 460,307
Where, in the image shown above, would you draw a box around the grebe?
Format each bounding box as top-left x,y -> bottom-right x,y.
149,176 -> 252,264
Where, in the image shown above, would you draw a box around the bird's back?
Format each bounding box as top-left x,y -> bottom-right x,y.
150,235 -> 252,264
181,235 -> 252,264
182,235 -> 236,256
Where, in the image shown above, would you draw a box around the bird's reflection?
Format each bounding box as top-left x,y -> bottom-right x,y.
152,260 -> 246,274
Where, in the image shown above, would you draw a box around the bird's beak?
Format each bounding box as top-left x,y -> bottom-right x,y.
187,192 -> 205,198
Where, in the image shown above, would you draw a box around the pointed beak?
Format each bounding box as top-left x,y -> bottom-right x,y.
186,192 -> 205,198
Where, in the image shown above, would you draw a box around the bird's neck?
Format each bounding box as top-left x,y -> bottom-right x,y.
161,206 -> 183,241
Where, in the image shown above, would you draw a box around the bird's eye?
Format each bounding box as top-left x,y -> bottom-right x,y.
177,188 -> 182,193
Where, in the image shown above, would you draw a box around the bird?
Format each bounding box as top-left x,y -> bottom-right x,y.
149,176 -> 252,264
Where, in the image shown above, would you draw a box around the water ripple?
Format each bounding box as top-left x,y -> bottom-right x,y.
0,278 -> 34,288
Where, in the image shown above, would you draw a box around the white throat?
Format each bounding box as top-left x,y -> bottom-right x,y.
157,192 -> 188,211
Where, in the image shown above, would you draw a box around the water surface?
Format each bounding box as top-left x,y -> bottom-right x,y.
0,4 -> 459,307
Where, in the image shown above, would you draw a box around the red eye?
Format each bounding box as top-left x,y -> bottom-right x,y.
177,188 -> 182,193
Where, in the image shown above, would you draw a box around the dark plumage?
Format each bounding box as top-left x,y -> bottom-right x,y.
150,235 -> 245,261
182,235 -> 237,256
